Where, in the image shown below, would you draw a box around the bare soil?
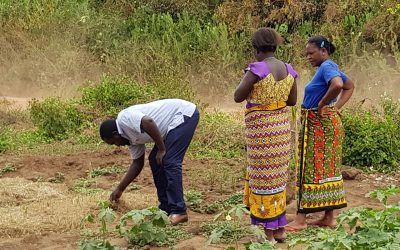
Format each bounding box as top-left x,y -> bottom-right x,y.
0,148 -> 399,250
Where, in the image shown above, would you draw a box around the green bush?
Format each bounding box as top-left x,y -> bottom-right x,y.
81,74 -> 198,117
0,130 -> 12,153
29,97 -> 85,140
342,97 -> 400,171
81,75 -> 155,116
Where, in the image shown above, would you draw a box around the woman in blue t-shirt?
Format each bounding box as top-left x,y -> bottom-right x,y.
286,36 -> 355,232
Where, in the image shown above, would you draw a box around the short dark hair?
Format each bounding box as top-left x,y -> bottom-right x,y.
99,119 -> 118,140
308,36 -> 336,55
252,27 -> 283,53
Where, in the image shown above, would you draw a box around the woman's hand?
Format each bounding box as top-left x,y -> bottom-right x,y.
318,101 -> 330,117
334,106 -> 342,118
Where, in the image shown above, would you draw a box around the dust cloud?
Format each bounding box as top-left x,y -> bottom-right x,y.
0,30 -> 102,103
0,30 -> 398,112
198,54 -> 400,112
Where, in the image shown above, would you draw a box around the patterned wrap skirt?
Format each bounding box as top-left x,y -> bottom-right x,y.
297,108 -> 347,213
243,104 -> 290,229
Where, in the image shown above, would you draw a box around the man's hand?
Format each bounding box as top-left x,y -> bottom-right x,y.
110,188 -> 123,202
156,149 -> 166,166
111,155 -> 144,203
141,116 -> 166,165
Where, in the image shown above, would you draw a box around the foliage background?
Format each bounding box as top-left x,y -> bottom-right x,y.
0,0 -> 399,169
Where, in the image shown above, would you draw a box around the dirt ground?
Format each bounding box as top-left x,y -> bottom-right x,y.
0,147 -> 399,250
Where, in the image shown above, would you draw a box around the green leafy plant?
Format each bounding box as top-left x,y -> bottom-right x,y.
244,241 -> 280,250
202,221 -> 248,245
342,97 -> 400,171
184,190 -> 204,212
0,130 -> 12,153
157,226 -> 193,247
80,75 -> 155,117
116,207 -> 169,247
78,239 -> 124,250
367,185 -> 400,205
202,204 -> 265,246
206,191 -> 243,214
289,185 -> 400,249
81,201 -> 117,236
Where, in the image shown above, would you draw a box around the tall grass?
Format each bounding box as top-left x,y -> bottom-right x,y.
0,0 -> 94,30
86,8 -> 248,77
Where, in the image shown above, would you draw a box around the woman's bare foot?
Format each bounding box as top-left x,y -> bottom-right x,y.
284,213 -> 307,232
310,211 -> 336,228
309,217 -> 336,228
264,228 -> 275,241
273,227 -> 287,242
285,221 -> 307,232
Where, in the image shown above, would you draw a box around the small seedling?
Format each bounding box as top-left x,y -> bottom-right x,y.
47,172 -> 65,183
116,207 -> 169,247
71,178 -> 101,193
78,239 -> 124,250
184,190 -> 203,212
88,165 -> 125,178
80,201 -> 116,236
0,163 -> 16,177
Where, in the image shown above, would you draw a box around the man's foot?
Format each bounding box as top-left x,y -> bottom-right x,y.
309,218 -> 336,228
284,221 -> 307,232
169,213 -> 188,226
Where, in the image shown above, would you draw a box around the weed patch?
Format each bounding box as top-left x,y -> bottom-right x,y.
0,163 -> 16,177
47,172 -> 65,183
289,185 -> 400,249
71,178 -> 101,194
342,97 -> 400,171
190,111 -> 244,159
88,165 -> 125,178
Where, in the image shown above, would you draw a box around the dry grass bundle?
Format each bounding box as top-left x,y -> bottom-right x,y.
0,177 -> 157,237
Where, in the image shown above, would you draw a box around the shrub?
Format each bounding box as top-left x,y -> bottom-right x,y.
342,97 -> 400,171
364,1 -> 400,55
29,97 -> 85,140
0,129 -> 12,153
81,74 -> 199,117
81,75 -> 155,117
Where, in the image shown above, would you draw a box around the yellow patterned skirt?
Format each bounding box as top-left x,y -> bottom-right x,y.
243,104 -> 290,227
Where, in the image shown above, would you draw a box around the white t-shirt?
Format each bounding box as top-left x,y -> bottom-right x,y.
116,99 -> 197,159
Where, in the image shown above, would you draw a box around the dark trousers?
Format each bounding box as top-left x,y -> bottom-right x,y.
148,109 -> 199,215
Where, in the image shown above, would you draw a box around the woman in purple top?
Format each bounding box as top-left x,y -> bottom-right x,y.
234,27 -> 297,242
286,36 -> 355,232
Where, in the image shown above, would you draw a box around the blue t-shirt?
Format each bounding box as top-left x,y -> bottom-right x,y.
302,59 -> 348,109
